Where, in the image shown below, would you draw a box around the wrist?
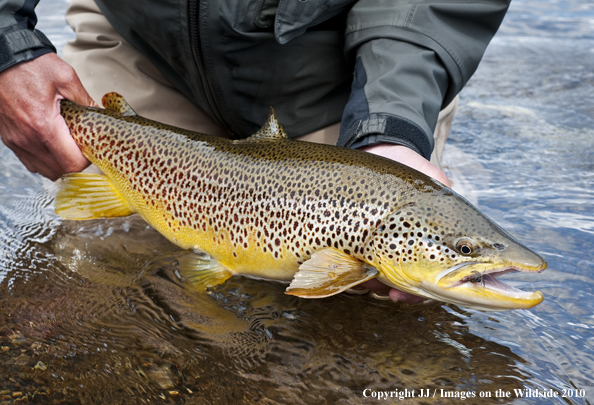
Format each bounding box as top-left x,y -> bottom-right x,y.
0,27 -> 56,74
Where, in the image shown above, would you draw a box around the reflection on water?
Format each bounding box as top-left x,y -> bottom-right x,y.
0,210 -> 535,402
1,0 -> 593,404
0,213 -> 534,403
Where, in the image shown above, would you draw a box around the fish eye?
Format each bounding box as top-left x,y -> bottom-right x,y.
455,237 -> 475,256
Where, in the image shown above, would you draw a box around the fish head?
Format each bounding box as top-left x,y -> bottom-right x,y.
372,191 -> 547,311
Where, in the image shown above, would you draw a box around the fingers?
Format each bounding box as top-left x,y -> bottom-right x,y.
9,143 -> 64,180
49,118 -> 91,175
361,279 -> 391,296
42,106 -> 90,178
52,59 -> 99,108
388,289 -> 426,305
4,114 -> 88,180
0,53 -> 94,180
360,279 -> 427,305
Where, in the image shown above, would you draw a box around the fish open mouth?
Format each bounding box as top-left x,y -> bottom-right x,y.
428,262 -> 546,310
452,266 -> 544,298
465,268 -> 524,291
422,244 -> 547,310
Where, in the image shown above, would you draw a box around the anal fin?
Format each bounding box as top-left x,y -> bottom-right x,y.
55,173 -> 134,220
286,248 -> 378,298
180,251 -> 233,291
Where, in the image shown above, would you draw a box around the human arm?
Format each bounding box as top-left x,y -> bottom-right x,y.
0,0 -> 96,180
338,1 -> 509,303
0,53 -> 97,180
338,0 -> 510,159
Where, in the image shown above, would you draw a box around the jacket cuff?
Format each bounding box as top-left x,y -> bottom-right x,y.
0,26 -> 56,73
338,113 -> 431,159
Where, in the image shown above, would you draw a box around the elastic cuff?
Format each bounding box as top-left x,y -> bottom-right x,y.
350,136 -> 423,157
0,27 -> 56,73
338,114 -> 432,160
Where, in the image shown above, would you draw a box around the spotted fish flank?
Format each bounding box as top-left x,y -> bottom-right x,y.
56,93 -> 547,311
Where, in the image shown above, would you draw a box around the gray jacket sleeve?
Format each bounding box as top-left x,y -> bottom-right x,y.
337,0 -> 510,159
0,0 -> 56,73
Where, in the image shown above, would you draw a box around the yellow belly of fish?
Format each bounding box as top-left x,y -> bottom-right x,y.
97,162 -> 300,281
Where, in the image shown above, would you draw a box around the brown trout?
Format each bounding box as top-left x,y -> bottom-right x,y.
56,92 -> 547,311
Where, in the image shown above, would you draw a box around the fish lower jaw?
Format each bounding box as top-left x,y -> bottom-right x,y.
427,266 -> 545,311
419,284 -> 544,311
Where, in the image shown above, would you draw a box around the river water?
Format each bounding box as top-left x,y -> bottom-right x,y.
0,1 -> 593,404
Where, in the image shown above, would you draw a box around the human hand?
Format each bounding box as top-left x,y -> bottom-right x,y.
358,143 -> 451,304
0,53 -> 97,180
360,143 -> 451,187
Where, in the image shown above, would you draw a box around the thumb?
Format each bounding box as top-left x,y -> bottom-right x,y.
46,55 -> 98,108
57,75 -> 99,108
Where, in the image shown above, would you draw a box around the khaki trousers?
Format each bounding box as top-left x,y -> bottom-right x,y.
63,0 -> 456,167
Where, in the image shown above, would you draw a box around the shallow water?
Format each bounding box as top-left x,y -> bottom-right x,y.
1,1 -> 593,404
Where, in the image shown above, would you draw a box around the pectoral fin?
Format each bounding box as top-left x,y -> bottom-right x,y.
286,248 -> 378,298
102,92 -> 137,116
180,251 -> 233,291
55,173 -> 134,220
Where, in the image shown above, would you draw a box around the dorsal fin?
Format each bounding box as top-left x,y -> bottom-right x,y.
245,107 -> 288,141
102,92 -> 137,116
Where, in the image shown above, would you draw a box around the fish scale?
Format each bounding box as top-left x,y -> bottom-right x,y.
55,93 -> 547,311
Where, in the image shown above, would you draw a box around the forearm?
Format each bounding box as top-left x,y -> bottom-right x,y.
338,42 -> 448,160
